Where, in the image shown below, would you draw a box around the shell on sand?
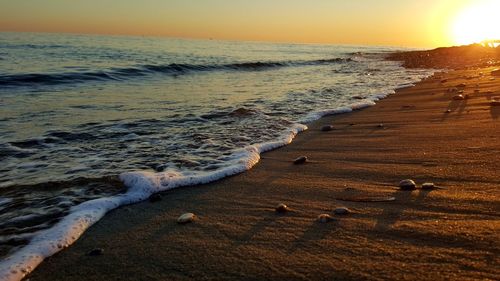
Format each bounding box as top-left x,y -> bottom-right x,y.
275,203 -> 290,213
399,179 -> 416,190
317,214 -> 335,223
177,213 -> 196,224
293,156 -> 308,165
452,94 -> 465,100
334,207 -> 351,215
321,125 -> 334,132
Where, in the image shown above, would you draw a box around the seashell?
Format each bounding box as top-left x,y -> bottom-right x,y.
275,203 -> 290,213
293,156 -> 307,165
334,207 -> 351,215
317,214 -> 335,223
321,125 -> 334,132
399,179 -> 416,190
421,182 -> 436,190
452,94 -> 465,100
177,213 -> 196,224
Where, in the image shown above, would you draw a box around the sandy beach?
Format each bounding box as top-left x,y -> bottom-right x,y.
23,56 -> 500,281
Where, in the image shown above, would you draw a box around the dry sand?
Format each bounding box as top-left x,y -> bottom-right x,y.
27,66 -> 500,280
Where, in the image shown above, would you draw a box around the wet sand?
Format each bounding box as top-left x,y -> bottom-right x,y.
27,66 -> 500,280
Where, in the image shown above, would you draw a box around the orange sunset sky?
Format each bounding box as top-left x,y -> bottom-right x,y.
0,0 -> 499,48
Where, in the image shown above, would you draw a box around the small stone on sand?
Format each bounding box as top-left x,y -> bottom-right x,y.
317,214 -> 335,223
334,207 -> 351,215
177,213 -> 196,224
293,156 -> 308,165
452,94 -> 465,100
491,100 -> 500,106
399,179 -> 416,190
421,182 -> 436,190
321,125 -> 334,132
275,203 -> 290,213
377,124 -> 384,128
445,109 -> 451,113
88,248 -> 104,256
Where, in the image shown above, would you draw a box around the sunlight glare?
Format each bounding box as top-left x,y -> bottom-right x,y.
452,0 -> 500,45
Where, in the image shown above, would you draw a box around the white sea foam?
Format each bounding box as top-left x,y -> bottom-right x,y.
0,70 -> 436,281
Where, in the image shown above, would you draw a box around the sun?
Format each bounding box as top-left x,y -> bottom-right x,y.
451,0 -> 500,45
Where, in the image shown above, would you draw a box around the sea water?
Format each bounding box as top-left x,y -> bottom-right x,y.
0,32 -> 434,280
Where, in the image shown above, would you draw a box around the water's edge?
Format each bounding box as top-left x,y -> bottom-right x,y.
0,64 -> 437,281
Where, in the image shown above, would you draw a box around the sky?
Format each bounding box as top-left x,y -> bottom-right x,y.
0,0 -> 491,48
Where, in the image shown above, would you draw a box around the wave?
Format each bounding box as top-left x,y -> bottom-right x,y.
0,58 -> 353,87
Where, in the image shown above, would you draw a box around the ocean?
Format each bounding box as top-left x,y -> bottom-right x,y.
0,32 -> 434,280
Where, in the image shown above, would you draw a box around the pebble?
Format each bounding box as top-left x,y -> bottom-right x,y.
445,109 -> 451,113
87,248 -> 104,256
321,125 -> 334,132
421,182 -> 436,190
377,124 -> 384,128
149,193 -> 162,202
452,94 -> 465,100
275,203 -> 290,213
177,213 -> 196,224
293,156 -> 308,165
334,207 -> 351,215
317,214 -> 335,223
399,179 -> 416,190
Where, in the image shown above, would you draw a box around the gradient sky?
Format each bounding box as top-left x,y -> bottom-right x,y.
0,0 -> 478,47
